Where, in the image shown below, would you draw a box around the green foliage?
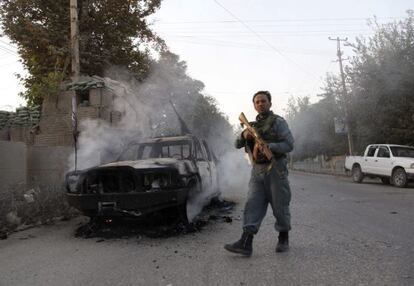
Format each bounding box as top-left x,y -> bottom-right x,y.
0,0 -> 164,105
287,11 -> 414,158
22,71 -> 65,106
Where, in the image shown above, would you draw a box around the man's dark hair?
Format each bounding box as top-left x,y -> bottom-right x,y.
253,90 -> 272,102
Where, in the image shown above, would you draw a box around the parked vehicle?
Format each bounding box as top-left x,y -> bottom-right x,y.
65,135 -> 219,221
345,144 -> 414,187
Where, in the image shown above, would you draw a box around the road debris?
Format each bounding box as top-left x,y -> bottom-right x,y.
75,199 -> 235,239
23,189 -> 36,203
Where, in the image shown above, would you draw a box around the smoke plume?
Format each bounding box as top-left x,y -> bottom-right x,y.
68,58 -> 250,220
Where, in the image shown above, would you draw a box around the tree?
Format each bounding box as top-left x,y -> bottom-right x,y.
134,51 -> 234,156
290,11 -> 414,159
347,11 -> 414,150
0,0 -> 165,105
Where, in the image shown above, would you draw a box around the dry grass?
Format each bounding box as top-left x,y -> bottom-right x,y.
0,183 -> 76,233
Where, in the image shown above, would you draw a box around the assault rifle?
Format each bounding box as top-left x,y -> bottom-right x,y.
239,112 -> 275,171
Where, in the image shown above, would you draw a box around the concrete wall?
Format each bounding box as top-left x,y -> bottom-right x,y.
0,141 -> 72,191
27,145 -> 72,187
0,129 -> 9,141
0,141 -> 27,191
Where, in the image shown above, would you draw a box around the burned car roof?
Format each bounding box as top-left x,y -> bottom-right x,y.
126,135 -> 196,146
144,135 -> 195,142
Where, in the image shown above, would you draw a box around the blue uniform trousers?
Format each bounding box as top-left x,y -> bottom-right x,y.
243,158 -> 292,234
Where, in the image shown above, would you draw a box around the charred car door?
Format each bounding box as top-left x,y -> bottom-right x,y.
193,138 -> 213,193
202,139 -> 218,193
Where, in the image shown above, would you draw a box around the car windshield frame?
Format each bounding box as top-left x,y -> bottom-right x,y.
118,140 -> 193,161
389,146 -> 414,158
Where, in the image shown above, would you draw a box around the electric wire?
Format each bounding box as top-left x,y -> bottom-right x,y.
165,37 -> 333,56
155,16 -> 403,25
0,45 -> 18,56
0,39 -> 19,56
163,32 -> 375,38
213,0 -> 328,79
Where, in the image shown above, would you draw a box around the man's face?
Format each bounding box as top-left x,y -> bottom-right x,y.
253,93 -> 272,115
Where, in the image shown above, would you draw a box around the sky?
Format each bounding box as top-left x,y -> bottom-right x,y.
0,0 -> 412,125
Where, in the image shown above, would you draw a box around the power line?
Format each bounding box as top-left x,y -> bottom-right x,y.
155,16 -> 403,25
213,0 -> 318,79
157,23 -> 388,29
0,45 -> 18,56
0,52 -> 14,59
0,39 -> 16,47
207,89 -> 319,96
157,27 -> 374,33
156,23 -> 377,30
161,31 -> 374,37
166,37 -> 332,56
0,39 -> 19,56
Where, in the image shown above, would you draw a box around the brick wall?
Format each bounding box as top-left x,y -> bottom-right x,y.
9,127 -> 35,145
32,87 -> 120,146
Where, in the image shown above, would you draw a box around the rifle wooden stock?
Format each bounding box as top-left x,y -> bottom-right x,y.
239,112 -> 274,161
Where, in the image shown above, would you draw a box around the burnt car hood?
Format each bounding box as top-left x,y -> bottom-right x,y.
100,158 -> 198,175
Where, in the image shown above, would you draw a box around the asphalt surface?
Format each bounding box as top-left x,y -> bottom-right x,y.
0,171 -> 413,286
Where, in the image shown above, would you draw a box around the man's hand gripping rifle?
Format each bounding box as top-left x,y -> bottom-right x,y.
239,112 -> 274,172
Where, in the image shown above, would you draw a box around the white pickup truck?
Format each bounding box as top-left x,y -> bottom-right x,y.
345,144 -> 414,187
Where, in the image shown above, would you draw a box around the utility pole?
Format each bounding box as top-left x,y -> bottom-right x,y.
329,36 -> 354,155
70,0 -> 80,80
70,0 -> 80,170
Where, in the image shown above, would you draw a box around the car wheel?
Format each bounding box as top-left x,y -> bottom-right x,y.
392,168 -> 407,188
381,177 -> 390,185
352,165 -> 364,183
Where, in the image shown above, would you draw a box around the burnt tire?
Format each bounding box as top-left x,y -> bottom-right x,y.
381,177 -> 390,185
159,206 -> 186,225
392,168 -> 407,188
352,165 -> 364,183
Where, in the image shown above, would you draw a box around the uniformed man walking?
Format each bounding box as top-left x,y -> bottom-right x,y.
224,90 -> 294,256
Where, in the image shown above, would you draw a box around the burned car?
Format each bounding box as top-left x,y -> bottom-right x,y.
65,135 -> 219,221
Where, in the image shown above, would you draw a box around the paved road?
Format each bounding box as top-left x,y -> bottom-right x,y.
0,171 -> 413,286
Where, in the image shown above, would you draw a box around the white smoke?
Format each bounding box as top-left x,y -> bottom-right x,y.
67,61 -> 251,220
217,150 -> 251,199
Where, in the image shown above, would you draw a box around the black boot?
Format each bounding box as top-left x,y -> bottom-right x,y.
276,231 -> 289,253
224,231 -> 253,256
